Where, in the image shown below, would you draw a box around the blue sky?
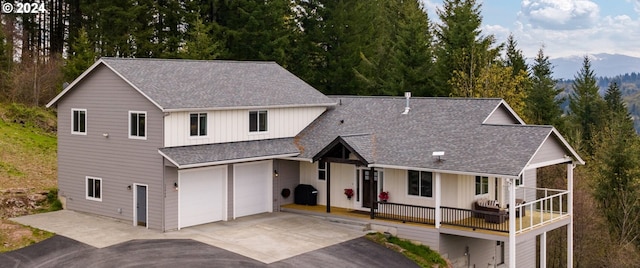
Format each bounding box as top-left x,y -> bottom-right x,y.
423,0 -> 640,59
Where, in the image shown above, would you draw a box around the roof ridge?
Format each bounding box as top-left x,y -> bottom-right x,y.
101,57 -> 277,64
328,95 -> 503,101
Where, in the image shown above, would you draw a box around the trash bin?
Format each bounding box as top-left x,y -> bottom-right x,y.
294,184 -> 318,205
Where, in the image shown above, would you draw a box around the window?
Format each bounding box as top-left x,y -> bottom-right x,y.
498,241 -> 505,264
476,176 -> 489,195
516,174 -> 523,186
318,160 -> 327,180
86,177 -> 102,201
408,170 -> 432,197
190,113 -> 207,136
129,111 -> 147,139
72,109 -> 87,134
249,110 -> 267,132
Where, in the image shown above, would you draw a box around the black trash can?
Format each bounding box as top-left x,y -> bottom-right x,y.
294,184 -> 318,205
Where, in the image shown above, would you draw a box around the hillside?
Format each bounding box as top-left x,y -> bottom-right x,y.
0,103 -> 58,252
550,54 -> 640,80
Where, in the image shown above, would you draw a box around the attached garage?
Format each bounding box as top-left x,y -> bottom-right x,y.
233,160 -> 273,218
178,166 -> 227,229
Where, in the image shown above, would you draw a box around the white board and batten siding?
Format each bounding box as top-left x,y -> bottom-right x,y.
56,64 -> 164,230
164,107 -> 326,147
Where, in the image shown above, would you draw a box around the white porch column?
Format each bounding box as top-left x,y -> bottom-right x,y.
541,232 -> 547,268
508,178 -> 516,268
435,172 -> 441,228
567,163 -> 575,268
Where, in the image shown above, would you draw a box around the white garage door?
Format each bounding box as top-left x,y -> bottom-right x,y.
179,166 -> 227,229
234,161 -> 272,218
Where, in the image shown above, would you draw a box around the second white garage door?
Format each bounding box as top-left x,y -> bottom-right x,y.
179,166 -> 227,229
233,160 -> 272,218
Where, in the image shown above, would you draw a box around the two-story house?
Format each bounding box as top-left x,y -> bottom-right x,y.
47,58 -> 583,268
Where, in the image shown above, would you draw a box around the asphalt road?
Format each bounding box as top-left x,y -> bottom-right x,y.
0,235 -> 418,268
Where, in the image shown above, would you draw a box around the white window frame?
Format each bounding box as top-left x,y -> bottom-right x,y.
475,176 -> 489,195
86,176 -> 102,201
318,160 -> 327,180
407,170 -> 433,198
189,112 -> 207,137
71,108 -> 87,135
129,111 -> 147,140
249,110 -> 268,133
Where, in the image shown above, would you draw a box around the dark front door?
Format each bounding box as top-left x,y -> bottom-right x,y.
362,170 -> 378,209
136,185 -> 147,227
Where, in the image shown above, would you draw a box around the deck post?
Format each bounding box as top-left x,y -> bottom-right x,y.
370,166 -> 375,219
567,163 -> 574,268
326,161 -> 331,213
434,172 -> 441,228
508,178 -> 516,268
540,232 -> 547,268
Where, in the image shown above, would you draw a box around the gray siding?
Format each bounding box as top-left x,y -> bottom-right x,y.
439,234 -> 501,268
484,104 -> 520,125
530,135 -> 567,165
515,238 -> 536,268
164,165 -> 178,231
396,225 -> 439,251
272,160 -> 300,211
57,64 -> 164,230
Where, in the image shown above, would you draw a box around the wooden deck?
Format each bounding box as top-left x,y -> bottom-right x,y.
281,204 -> 569,236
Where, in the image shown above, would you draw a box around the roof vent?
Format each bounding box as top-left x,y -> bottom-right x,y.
401,92 -> 411,115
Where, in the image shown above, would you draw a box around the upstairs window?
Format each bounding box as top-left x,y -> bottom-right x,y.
475,176 -> 489,195
408,170 -> 432,197
72,109 -> 87,134
86,177 -> 102,201
129,111 -> 147,139
249,110 -> 267,132
190,113 -> 207,136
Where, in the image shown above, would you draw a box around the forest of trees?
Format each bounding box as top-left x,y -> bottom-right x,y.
1,0 -> 639,266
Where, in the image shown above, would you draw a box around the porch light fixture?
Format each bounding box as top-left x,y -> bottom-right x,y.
102,133 -> 109,138
127,185 -> 132,190
174,182 -> 178,191
274,170 -> 279,177
432,151 -> 445,162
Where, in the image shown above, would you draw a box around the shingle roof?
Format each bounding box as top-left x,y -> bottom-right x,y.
296,97 -> 556,177
93,58 -> 334,110
159,138 -> 299,168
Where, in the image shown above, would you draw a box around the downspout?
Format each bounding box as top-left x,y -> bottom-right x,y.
370,166 -> 375,219
326,161 -> 331,213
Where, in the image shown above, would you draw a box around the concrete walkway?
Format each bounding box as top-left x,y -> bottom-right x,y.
11,210 -> 366,264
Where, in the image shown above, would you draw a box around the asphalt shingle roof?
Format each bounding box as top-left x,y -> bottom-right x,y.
100,58 -> 335,110
296,97 -> 556,177
160,138 -> 299,167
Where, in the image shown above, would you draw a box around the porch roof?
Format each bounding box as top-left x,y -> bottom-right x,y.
159,138 -> 299,168
295,97 -> 568,177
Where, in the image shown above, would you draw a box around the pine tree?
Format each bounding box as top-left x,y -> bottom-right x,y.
434,0 -> 500,96
63,28 -> 96,83
568,55 -> 606,155
180,17 -> 223,60
604,82 -> 636,136
504,34 -> 527,77
525,47 -> 564,127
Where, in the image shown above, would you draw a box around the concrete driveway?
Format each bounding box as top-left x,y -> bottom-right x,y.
4,211 -> 418,267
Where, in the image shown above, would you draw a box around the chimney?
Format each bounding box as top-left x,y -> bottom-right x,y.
401,92 -> 411,115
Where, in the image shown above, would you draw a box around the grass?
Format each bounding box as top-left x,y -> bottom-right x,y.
366,233 -> 448,268
0,103 -> 58,252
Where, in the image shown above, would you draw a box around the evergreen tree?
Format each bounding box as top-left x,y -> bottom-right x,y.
504,34 -> 527,77
568,55 -> 606,155
434,0 -> 500,96
604,82 -> 636,136
63,28 -> 96,83
525,47 -> 564,127
180,17 -> 223,60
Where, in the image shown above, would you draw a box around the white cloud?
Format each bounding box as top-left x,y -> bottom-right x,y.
520,0 -> 600,30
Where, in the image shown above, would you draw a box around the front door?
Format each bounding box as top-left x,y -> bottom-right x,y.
362,170 -> 380,209
136,185 -> 147,227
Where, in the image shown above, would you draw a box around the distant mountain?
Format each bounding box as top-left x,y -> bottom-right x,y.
549,53 -> 640,80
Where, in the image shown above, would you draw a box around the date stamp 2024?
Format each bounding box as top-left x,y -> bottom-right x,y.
2,2 -> 47,14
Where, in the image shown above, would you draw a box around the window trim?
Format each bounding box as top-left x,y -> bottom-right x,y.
71,108 -> 87,135
128,111 -> 147,140
318,160 -> 327,180
189,112 -> 207,137
86,176 -> 102,201
249,110 -> 268,133
407,170 -> 433,198
475,176 -> 489,195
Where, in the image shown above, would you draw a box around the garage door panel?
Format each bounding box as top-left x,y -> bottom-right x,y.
179,166 -> 226,228
234,161 -> 271,218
